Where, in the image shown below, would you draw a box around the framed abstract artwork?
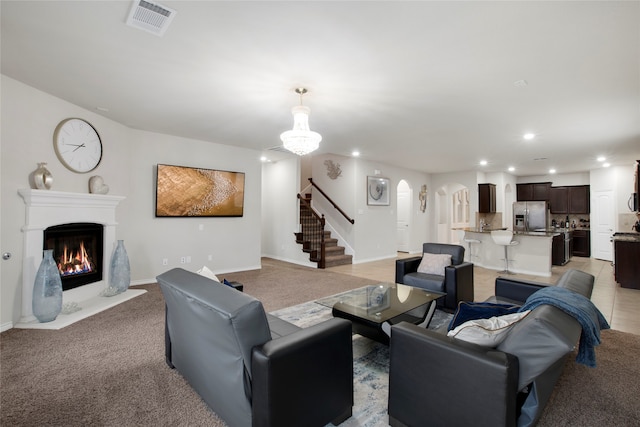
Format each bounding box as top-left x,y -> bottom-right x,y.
367,176 -> 390,206
155,164 -> 245,217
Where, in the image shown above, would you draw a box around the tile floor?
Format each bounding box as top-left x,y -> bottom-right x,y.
327,254 -> 640,336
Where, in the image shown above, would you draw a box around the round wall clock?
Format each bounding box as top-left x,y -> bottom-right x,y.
53,118 -> 103,173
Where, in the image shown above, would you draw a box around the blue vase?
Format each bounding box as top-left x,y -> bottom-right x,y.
109,240 -> 130,294
32,249 -> 63,322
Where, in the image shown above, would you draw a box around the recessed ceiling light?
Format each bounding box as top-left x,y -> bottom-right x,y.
260,156 -> 268,162
480,160 -> 488,166
603,163 -> 610,168
508,166 -> 515,172
352,150 -> 360,157
523,133 -> 535,140
549,169 -> 556,174
597,156 -> 606,162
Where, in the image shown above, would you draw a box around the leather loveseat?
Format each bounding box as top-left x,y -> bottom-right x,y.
395,243 -> 474,310
157,268 -> 353,427
388,269 -> 596,427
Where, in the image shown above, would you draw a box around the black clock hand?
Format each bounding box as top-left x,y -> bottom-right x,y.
72,143 -> 86,152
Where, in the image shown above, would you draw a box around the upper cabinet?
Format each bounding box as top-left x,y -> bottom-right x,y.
519,182 -> 590,214
549,187 -> 568,213
478,183 -> 496,213
516,182 -> 551,201
549,185 -> 590,214
568,185 -> 590,213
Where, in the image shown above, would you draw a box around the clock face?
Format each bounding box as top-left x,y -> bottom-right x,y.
53,118 -> 102,173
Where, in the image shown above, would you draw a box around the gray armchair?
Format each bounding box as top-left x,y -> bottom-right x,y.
395,243 -> 474,311
157,268 -> 353,427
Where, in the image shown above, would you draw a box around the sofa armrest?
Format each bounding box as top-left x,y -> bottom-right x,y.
251,318 -> 353,427
388,322 -> 519,427
395,256 -> 422,283
495,277 -> 548,304
443,262 -> 474,310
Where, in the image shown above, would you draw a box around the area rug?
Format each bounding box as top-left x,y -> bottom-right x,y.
270,290 -> 453,427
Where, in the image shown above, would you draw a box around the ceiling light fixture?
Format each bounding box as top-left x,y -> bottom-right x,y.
523,133 -> 535,140
508,166 -> 515,172
352,150 -> 360,157
480,160 -> 488,166
280,88 -> 322,156
597,156 -> 606,162
603,163 -> 610,168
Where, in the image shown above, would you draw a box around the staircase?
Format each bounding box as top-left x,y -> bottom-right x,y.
295,193 -> 352,268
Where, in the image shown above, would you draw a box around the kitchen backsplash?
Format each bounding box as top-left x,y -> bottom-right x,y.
551,214 -> 590,229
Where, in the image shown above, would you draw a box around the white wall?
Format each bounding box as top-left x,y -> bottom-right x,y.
308,154 -> 431,261
261,157 -> 315,266
1,75 -> 262,328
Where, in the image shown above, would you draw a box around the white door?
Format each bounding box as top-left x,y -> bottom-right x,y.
592,190 -> 614,261
397,181 -> 411,252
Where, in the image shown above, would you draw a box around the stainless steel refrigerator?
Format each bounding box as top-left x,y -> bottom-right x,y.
513,201 -> 549,231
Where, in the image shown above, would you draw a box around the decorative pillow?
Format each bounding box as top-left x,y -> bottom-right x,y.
222,278 -> 234,288
447,310 -> 531,347
448,301 -> 521,331
196,266 -> 219,282
417,253 -> 452,276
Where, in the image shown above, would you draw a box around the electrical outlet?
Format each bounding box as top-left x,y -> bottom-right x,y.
186,256 -> 191,263
180,257 -> 186,264
162,258 -> 168,266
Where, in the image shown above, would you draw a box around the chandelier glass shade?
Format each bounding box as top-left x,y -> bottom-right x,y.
280,90 -> 322,156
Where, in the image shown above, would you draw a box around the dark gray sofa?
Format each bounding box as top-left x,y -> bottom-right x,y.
388,269 -> 595,427
157,268 -> 353,427
395,243 -> 474,310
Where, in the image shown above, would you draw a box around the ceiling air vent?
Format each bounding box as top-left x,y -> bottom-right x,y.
126,0 -> 176,37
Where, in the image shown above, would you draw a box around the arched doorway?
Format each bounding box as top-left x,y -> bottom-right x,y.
397,180 -> 412,252
436,183 -> 469,243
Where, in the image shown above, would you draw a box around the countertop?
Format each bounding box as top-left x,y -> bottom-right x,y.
458,228 -> 560,237
612,232 -> 640,242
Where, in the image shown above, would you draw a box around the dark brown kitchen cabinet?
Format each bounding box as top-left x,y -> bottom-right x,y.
479,183 -> 496,213
550,187 -> 568,214
552,233 -> 566,265
549,185 -> 590,214
614,239 -> 640,289
568,185 -> 590,213
572,229 -> 590,257
517,182 -> 551,201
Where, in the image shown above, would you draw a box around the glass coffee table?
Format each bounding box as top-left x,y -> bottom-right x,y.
330,283 -> 445,344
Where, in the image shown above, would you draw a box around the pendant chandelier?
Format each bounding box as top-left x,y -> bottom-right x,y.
280,88 -> 322,156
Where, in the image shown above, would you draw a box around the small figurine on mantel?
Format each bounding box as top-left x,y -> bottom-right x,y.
88,175 -> 109,194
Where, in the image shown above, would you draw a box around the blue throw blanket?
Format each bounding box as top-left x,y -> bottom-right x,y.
519,286 -> 609,367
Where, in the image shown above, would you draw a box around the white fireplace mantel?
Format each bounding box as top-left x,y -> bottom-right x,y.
16,189 -> 146,330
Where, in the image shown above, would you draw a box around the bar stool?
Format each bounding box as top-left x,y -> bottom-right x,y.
491,230 -> 519,274
463,236 -> 481,262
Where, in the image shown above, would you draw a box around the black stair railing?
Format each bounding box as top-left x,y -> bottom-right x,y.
296,179 -> 354,268
297,194 -> 326,268
308,178 -> 355,224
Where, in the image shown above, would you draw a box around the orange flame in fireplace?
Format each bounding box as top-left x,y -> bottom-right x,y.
57,241 -> 94,276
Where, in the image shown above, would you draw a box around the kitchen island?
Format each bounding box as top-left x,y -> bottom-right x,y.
612,232 -> 640,289
458,228 -> 561,277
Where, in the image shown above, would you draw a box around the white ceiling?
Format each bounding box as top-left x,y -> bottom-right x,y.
2,1 -> 639,176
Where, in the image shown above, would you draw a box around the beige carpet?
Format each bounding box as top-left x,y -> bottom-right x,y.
1,259 -> 638,426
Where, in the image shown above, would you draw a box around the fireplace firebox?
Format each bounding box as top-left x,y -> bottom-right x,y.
43,223 -> 104,291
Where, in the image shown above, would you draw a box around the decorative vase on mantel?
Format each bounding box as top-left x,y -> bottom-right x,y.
32,249 -> 63,322
109,240 -> 130,295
